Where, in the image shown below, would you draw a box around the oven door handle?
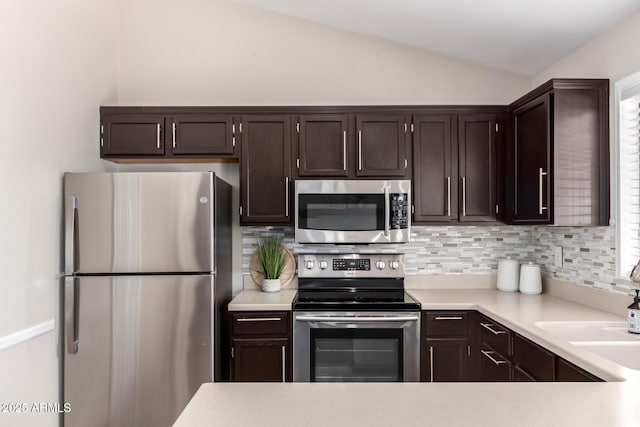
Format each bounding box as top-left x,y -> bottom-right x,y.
295,315 -> 419,322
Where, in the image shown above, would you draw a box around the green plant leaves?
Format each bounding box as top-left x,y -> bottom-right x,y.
256,236 -> 286,280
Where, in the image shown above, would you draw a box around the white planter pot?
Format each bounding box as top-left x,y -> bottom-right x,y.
262,278 -> 281,293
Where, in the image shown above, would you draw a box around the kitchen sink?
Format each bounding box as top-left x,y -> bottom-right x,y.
571,342 -> 640,370
534,321 -> 639,342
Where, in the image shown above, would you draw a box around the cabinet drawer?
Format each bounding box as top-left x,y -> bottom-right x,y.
513,334 -> 555,381
479,345 -> 511,381
425,311 -> 468,337
479,316 -> 512,357
232,312 -> 290,336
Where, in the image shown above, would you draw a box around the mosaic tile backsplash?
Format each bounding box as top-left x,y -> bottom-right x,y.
242,225 -> 635,295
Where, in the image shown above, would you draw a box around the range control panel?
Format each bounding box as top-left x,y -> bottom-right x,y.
298,253 -> 405,278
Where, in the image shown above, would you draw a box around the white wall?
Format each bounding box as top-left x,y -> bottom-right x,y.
117,0 -> 530,106
0,1 -> 118,426
533,10 -> 640,85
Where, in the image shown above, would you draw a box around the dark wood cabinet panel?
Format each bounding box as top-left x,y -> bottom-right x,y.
479,345 -> 512,381
240,115 -> 292,224
556,358 -> 601,382
170,114 -> 235,155
512,96 -> 551,223
458,114 -> 496,222
513,334 -> 555,381
231,312 -> 290,336
356,115 -> 407,177
512,365 -> 535,382
478,315 -> 512,358
424,339 -> 470,382
425,311 -> 468,337
297,115 -> 349,177
101,114 -> 165,156
412,115 -> 456,222
231,338 -> 289,382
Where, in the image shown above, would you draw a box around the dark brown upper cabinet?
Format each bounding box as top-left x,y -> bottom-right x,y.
506,79 -> 609,226
412,110 -> 499,224
458,113 -> 497,222
169,114 -> 235,155
356,114 -> 408,177
412,114 -> 456,222
240,115 -> 292,225
101,114 -> 166,157
296,114 -> 349,177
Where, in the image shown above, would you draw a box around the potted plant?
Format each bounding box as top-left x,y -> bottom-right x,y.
255,236 -> 286,292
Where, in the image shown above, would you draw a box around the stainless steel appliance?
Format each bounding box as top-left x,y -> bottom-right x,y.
294,180 -> 411,244
62,172 -> 232,427
293,254 -> 420,382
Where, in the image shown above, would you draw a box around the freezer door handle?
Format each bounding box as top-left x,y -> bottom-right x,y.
65,196 -> 78,274
65,276 -> 79,354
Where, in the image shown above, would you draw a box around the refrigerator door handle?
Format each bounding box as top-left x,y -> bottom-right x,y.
65,196 -> 78,274
65,276 -> 79,354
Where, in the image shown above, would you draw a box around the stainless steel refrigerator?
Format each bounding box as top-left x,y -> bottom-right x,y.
61,172 -> 232,427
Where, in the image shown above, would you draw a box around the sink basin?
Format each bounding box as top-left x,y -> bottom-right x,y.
571,342 -> 640,370
534,321 -> 639,342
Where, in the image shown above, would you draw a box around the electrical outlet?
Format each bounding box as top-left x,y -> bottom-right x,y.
553,246 -> 563,267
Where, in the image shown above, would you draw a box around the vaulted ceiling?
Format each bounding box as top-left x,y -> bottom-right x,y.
230,0 -> 640,76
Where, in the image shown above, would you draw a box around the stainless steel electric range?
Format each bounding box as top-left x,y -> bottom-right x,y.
293,253 -> 420,382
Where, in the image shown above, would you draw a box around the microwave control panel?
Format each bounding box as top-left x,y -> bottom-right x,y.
390,193 -> 409,229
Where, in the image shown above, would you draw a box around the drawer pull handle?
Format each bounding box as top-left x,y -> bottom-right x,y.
481,349 -> 508,365
434,316 -> 463,321
237,317 -> 282,322
480,323 -> 507,335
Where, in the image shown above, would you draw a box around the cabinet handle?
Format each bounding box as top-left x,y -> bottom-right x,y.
447,176 -> 451,217
461,176 -> 466,216
481,349 -> 508,365
358,130 -> 362,170
285,177 -> 289,217
281,346 -> 286,382
539,168 -> 548,215
172,122 -> 177,148
434,316 -> 463,321
236,317 -> 282,322
480,323 -> 507,335
343,131 -> 347,171
156,124 -> 161,149
429,345 -> 434,383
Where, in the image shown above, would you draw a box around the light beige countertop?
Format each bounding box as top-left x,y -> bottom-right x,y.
174,382 -> 640,427
228,289 -> 297,311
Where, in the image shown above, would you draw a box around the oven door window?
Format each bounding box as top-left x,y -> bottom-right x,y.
298,194 -> 384,231
310,329 -> 403,382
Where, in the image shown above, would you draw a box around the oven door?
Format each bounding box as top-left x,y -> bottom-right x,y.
293,312 -> 420,382
294,180 -> 411,244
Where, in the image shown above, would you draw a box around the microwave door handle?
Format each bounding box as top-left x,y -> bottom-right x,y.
384,186 -> 390,238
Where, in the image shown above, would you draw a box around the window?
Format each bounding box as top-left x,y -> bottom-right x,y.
617,73 -> 640,277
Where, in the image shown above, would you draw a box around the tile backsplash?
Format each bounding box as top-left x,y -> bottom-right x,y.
242,225 -> 635,296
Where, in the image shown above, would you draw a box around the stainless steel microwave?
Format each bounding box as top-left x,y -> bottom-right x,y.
294,180 -> 411,244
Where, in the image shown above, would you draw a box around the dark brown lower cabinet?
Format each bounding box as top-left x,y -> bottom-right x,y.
512,365 -> 535,382
556,358 -> 602,382
513,334 -> 555,381
229,311 -> 292,382
479,345 -> 511,381
231,338 -> 289,382
424,339 -> 470,382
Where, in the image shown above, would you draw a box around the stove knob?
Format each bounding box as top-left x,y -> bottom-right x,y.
375,260 -> 386,270
304,260 -> 315,270
319,261 -> 328,270
390,261 -> 400,270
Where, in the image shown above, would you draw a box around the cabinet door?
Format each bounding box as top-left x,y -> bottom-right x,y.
512,95 -> 551,223
102,114 -> 165,156
240,115 -> 292,224
413,115 -> 456,222
479,346 -> 512,381
231,338 -> 289,382
458,114 -> 496,221
513,334 -> 555,381
356,115 -> 407,177
556,358 -> 600,382
424,339 -> 469,382
512,365 -> 535,382
297,115 -> 349,177
169,114 -> 235,155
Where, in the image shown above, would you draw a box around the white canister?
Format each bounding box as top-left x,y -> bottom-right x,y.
496,257 -> 520,292
519,262 -> 542,295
